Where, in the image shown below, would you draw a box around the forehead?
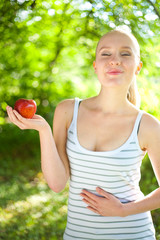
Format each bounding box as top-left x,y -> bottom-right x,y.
97,32 -> 138,53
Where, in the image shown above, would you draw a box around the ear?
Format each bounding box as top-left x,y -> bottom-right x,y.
93,61 -> 96,73
135,61 -> 143,75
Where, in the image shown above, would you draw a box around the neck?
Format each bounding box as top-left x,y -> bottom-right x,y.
94,87 -> 132,114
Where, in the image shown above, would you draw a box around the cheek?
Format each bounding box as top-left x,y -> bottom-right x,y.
125,60 -> 137,71
96,59 -> 109,70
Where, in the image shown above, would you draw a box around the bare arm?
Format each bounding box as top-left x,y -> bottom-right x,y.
39,125 -> 69,193
122,113 -> 160,216
6,99 -> 74,193
40,99 -> 74,192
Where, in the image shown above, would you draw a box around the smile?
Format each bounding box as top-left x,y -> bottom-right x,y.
106,69 -> 123,75
107,72 -> 123,75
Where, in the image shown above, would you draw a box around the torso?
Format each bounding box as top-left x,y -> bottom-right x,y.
66,97 -> 147,152
64,97 -> 155,239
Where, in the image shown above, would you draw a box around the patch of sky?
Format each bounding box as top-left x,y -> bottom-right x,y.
54,1 -> 61,5
124,20 -> 130,25
16,10 -> 32,21
109,2 -> 116,8
17,0 -> 26,4
48,9 -> 55,16
134,10 -> 143,17
95,3 -> 103,10
27,16 -> 42,26
109,22 -> 116,28
145,12 -> 158,21
78,1 -> 92,10
42,1 -> 51,9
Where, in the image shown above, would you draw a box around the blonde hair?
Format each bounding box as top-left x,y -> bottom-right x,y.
127,77 -> 141,108
96,27 -> 141,108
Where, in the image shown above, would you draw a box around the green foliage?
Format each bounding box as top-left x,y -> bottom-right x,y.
0,0 -> 160,239
0,125 -> 68,240
0,166 -> 68,240
0,0 -> 160,122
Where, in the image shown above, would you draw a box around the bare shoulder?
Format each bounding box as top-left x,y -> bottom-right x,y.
139,111 -> 160,150
53,99 -> 75,128
141,111 -> 160,129
54,99 -> 75,113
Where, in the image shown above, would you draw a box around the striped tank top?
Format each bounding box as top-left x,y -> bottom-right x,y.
63,97 -> 155,240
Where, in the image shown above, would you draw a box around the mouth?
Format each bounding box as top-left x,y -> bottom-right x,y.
107,69 -> 123,75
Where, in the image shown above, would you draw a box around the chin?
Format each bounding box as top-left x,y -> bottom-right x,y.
100,80 -> 124,87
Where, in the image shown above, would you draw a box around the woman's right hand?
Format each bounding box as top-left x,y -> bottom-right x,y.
6,106 -> 50,132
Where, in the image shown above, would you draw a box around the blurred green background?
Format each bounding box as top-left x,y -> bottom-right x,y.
0,0 -> 160,239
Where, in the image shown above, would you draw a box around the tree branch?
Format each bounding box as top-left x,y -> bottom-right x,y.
30,0 -> 36,9
146,0 -> 160,19
49,1 -> 72,67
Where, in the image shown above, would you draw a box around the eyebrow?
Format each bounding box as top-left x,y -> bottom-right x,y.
99,46 -> 132,52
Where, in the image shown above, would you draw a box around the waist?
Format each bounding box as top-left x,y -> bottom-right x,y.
69,179 -> 144,204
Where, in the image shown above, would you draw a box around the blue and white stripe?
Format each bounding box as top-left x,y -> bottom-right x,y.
63,98 -> 155,240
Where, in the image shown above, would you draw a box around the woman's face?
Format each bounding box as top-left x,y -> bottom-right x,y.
93,32 -> 142,89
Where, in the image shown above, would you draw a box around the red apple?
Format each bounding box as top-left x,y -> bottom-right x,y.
14,99 -> 37,119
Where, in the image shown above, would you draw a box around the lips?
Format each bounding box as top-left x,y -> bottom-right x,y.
107,69 -> 123,75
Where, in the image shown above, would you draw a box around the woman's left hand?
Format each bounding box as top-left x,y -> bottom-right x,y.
80,187 -> 125,217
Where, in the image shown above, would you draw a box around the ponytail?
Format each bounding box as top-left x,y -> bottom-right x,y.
127,77 -> 141,108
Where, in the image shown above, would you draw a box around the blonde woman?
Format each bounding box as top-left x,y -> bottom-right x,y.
7,28 -> 160,239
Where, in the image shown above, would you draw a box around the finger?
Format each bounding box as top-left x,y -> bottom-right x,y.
11,109 -> 22,123
81,194 -> 98,208
12,111 -> 30,129
96,187 -> 110,199
7,106 -> 16,122
81,189 -> 99,201
13,110 -> 27,122
87,206 -> 99,215
7,107 -> 26,129
32,114 -> 41,119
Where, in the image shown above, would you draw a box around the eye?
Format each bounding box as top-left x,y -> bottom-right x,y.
101,53 -> 111,56
121,52 -> 131,56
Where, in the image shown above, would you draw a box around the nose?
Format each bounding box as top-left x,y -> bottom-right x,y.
109,55 -> 121,66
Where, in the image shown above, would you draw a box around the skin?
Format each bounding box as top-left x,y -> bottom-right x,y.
79,32 -> 160,217
95,33 -> 140,84
6,31 -> 160,217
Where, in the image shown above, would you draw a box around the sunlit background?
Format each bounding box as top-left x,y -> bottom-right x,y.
0,0 -> 160,239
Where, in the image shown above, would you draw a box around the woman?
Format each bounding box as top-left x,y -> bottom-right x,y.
7,28 -> 160,239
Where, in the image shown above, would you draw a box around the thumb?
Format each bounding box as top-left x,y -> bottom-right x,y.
96,187 -> 110,198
